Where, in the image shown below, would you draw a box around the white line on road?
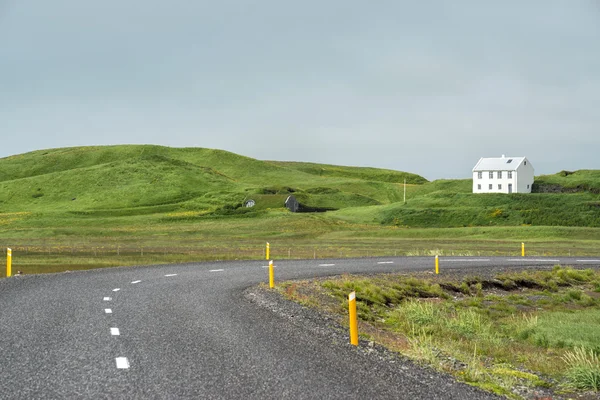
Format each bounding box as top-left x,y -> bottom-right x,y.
443,259 -> 491,262
113,288 -> 120,292
508,259 -> 561,262
377,261 -> 394,264
577,260 -> 600,262
165,274 -> 178,277
131,280 -> 141,284
210,269 -> 225,272
111,328 -> 120,336
319,264 -> 336,267
116,357 -> 130,369
105,309 -> 112,314
103,297 -> 112,301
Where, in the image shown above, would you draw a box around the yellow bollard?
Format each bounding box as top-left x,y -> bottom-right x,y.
7,248 -> 12,277
435,255 -> 439,275
266,242 -> 270,261
522,242 -> 525,257
269,260 -> 274,288
348,291 -> 358,346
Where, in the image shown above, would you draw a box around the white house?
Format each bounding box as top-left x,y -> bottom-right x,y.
472,155 -> 534,194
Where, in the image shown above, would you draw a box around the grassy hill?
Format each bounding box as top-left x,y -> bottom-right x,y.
267,161 -> 427,184
335,172 -> 600,228
533,170 -> 600,194
0,145 -> 426,214
1,145 -> 599,228
0,145 -> 599,275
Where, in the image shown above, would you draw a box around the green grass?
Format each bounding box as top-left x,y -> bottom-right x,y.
562,347 -> 600,391
0,145 -> 423,213
530,310 -> 600,351
534,170 -> 600,194
276,266 -> 600,397
0,145 -> 599,275
267,160 -> 428,184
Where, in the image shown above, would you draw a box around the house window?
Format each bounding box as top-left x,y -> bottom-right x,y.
477,172 -> 482,179
489,171 -> 494,179
477,184 -> 481,190
498,171 -> 502,179
508,171 -> 512,179
489,184 -> 492,190
524,161 -> 527,165
527,184 -> 530,189
498,184 -> 502,190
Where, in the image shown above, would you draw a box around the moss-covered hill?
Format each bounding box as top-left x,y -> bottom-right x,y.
0,145 -> 426,214
335,171 -> 600,228
0,145 -> 598,229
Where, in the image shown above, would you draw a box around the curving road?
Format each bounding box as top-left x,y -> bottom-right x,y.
1,256 -> 599,399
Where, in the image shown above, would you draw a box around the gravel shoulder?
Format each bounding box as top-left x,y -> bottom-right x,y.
246,264 -> 600,400
245,281 -> 505,400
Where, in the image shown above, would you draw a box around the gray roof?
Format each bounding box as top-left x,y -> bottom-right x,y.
472,156 -> 527,171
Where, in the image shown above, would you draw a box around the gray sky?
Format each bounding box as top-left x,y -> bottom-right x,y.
1,1 -> 598,180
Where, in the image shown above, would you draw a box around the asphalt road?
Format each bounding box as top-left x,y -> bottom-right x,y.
1,256 -> 599,399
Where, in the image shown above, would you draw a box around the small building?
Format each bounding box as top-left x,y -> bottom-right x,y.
472,155 -> 534,194
285,195 -> 300,212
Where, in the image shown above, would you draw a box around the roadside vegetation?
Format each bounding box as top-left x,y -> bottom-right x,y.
0,145 -> 599,276
275,266 -> 600,398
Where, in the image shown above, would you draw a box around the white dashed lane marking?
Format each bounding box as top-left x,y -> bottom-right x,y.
131,280 -> 141,284
210,269 -> 225,272
105,309 -> 113,314
116,357 -> 130,369
111,328 -> 120,336
113,288 -> 120,292
319,264 -> 336,267
103,297 -> 112,301
377,261 -> 394,264
165,274 -> 178,277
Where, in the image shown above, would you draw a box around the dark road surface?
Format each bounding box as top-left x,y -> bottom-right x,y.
1,256 -> 598,399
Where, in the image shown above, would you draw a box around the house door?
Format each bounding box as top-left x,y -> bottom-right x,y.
508,184 -> 513,194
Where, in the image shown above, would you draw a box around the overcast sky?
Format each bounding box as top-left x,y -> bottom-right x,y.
1,1 -> 598,180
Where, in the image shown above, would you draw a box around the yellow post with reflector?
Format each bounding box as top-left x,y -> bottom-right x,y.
348,291 -> 358,346
7,248 -> 12,277
266,242 -> 270,260
435,255 -> 439,275
269,260 -> 274,288
522,242 -> 525,257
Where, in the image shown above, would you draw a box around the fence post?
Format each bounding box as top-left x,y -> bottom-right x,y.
266,242 -> 270,260
435,255 -> 439,274
269,260 -> 275,288
522,242 -> 525,257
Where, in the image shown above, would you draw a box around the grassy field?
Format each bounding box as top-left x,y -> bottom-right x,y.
275,266 -> 600,398
0,145 -> 599,276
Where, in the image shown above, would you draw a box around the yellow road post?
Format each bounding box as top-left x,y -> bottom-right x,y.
7,248 -> 12,277
522,242 -> 525,257
266,242 -> 270,260
269,260 -> 274,288
435,255 -> 439,275
348,291 -> 358,346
